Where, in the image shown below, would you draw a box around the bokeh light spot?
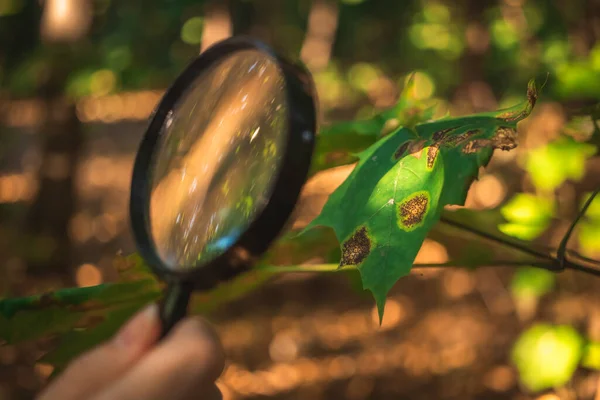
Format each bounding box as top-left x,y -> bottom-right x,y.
181,17 -> 204,45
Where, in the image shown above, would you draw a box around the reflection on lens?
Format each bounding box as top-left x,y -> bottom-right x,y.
149,50 -> 287,270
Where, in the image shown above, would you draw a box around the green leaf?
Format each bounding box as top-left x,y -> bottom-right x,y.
306,80 -> 538,320
582,341 -> 600,370
578,219 -> 600,256
512,324 -> 584,392
40,302 -> 148,374
498,193 -> 554,240
0,279 -> 161,345
510,267 -> 555,299
525,136 -> 596,191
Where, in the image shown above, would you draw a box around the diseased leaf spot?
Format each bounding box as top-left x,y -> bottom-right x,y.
340,226 -> 371,267
461,127 -> 518,154
462,139 -> 491,154
432,127 -> 455,142
426,146 -> 439,169
443,129 -> 481,147
394,141 -> 411,160
397,191 -> 430,231
492,126 -> 518,150
408,139 -> 426,159
498,80 -> 537,123
527,83 -> 537,108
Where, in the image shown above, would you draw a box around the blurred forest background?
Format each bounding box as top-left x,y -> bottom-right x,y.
1,0 -> 600,399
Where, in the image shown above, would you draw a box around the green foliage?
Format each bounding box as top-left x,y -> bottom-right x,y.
510,267 -> 555,300
305,81 -> 538,320
581,341 -> 600,370
310,75 -> 439,176
512,324 -> 584,392
510,267 -> 555,319
499,193 -> 554,240
578,192 -> 600,256
525,136 -> 596,192
0,255 -> 276,373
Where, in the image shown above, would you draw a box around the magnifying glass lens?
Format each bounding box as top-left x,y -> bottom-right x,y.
149,49 -> 288,270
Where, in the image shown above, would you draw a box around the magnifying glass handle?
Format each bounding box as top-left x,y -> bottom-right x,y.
159,281 -> 193,339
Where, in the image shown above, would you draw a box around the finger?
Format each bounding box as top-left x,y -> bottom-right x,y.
38,303 -> 161,400
92,316 -> 225,400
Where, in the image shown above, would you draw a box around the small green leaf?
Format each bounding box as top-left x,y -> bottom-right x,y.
512,324 -> 584,392
500,193 -> 554,225
510,267 -> 555,319
511,267 -> 555,299
525,136 -> 596,191
499,193 -> 554,240
498,223 -> 548,241
582,341 -> 600,370
578,220 -> 600,256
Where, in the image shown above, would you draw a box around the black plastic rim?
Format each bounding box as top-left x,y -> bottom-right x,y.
129,36 -> 317,290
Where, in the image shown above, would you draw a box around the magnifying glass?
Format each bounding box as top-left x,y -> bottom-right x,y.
129,36 -> 317,338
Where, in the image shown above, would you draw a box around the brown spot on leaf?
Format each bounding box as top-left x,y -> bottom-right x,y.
443,129 -> 481,147
426,146 -> 439,169
461,127 -> 518,154
498,111 -> 526,122
527,81 -> 538,109
498,82 -> 537,122
492,126 -> 518,150
462,139 -> 492,154
398,192 -> 429,230
432,127 -> 455,142
408,139 -> 427,159
394,141 -> 411,160
340,226 -> 371,267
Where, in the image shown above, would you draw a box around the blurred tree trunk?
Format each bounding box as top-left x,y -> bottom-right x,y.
22,0 -> 91,287
200,0 -> 232,52
24,51 -> 81,286
454,0 -> 495,113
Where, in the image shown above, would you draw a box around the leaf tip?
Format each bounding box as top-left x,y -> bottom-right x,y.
374,293 -> 386,326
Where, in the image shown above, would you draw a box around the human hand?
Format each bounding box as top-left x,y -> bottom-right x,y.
37,304 -> 224,400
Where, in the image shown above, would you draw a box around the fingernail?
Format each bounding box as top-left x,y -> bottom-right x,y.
114,303 -> 158,347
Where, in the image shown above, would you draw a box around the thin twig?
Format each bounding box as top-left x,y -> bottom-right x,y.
558,188 -> 600,269
566,249 -> 600,266
440,209 -> 600,277
439,215 -> 558,266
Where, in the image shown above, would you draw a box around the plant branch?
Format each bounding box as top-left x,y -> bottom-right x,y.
439,215 -> 558,266
558,188 -> 600,269
258,259 -> 561,275
440,212 -> 600,277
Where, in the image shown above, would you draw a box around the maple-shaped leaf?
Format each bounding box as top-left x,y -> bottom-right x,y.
305,80 -> 538,321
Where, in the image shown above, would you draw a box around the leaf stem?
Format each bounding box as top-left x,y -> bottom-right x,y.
258,260 -> 561,275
